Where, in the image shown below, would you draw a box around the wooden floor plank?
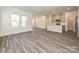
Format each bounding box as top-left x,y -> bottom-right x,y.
0,28 -> 79,53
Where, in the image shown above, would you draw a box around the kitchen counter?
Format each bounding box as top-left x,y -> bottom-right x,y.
47,24 -> 63,33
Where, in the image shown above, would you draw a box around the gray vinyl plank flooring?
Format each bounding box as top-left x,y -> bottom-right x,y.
0,28 -> 79,53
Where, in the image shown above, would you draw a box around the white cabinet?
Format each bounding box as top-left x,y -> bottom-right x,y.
47,24 -> 63,33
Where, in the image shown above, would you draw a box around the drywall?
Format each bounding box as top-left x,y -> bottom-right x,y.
46,15 -> 52,25
0,7 -> 33,36
33,15 -> 46,29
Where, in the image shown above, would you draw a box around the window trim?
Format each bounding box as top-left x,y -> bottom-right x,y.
10,14 -> 28,28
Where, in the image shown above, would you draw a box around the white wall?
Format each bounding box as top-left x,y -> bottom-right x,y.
46,15 -> 52,25
33,15 -> 46,29
0,7 -> 33,36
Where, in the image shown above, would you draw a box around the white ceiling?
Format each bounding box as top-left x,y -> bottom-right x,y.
13,6 -> 77,15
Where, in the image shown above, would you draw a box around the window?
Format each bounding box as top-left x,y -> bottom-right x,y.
11,14 -> 27,28
21,16 -> 27,27
11,14 -> 20,27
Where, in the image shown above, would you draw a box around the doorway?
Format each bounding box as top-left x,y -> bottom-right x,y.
75,16 -> 78,36
68,16 -> 75,32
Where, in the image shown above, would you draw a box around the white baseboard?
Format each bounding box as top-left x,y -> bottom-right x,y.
0,28 -> 33,37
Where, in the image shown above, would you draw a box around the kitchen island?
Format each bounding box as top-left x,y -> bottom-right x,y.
47,24 -> 63,33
